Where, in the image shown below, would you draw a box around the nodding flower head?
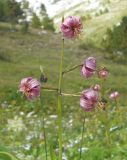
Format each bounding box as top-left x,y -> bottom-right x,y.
80,89 -> 99,112
81,57 -> 96,78
19,77 -> 40,100
98,67 -> 109,78
109,91 -> 119,100
61,16 -> 83,39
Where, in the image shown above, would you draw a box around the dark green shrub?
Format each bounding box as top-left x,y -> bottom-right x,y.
2,0 -> 23,23
102,16 -> 127,55
20,20 -> 29,34
42,17 -> 55,31
31,13 -> 41,29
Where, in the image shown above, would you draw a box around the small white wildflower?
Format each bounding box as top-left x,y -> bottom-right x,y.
20,111 -> 24,115
110,126 -> 119,132
26,132 -> 34,141
62,153 -> 68,160
16,153 -> 25,159
23,144 -> 31,150
7,116 -> 26,132
26,111 -> 35,118
49,115 -> 57,119
39,132 -> 44,140
24,155 -> 35,160
1,101 -> 8,108
78,147 -> 89,152
116,22 -> 121,26
45,120 -> 52,125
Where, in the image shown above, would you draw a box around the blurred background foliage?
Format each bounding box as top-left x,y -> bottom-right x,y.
102,16 -> 127,59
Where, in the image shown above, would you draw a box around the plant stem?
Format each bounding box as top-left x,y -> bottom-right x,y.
42,86 -> 58,92
61,92 -> 81,97
41,87 -> 81,97
100,78 -> 105,98
62,64 -> 82,76
79,115 -> 85,160
115,98 -> 119,111
105,110 -> 110,146
57,38 -> 64,160
40,92 -> 48,160
100,78 -> 110,146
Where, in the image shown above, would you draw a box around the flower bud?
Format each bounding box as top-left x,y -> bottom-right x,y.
98,68 -> 109,78
93,84 -> 101,91
109,91 -> 119,100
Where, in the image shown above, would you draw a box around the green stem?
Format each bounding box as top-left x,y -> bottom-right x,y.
105,110 -> 110,146
57,38 -> 64,160
40,93 -> 48,160
100,78 -> 105,98
61,92 -> 80,97
115,98 -> 119,111
79,115 -> 85,160
42,86 -> 58,92
114,98 -> 121,126
100,78 -> 110,146
62,64 -> 82,76
58,38 -> 64,90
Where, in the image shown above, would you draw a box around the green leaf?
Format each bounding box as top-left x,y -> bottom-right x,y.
49,144 -> 56,160
0,152 -> 19,160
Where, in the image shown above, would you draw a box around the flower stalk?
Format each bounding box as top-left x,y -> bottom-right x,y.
42,86 -> 58,92
40,92 -> 48,160
62,64 -> 82,76
57,37 -> 64,160
79,115 -> 85,160
105,109 -> 110,146
61,92 -> 81,97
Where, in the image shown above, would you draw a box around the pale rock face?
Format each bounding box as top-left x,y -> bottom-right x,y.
16,0 -> 105,24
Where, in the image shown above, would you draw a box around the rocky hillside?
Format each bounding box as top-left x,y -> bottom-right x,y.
41,0 -> 126,24
17,0 -> 127,46
45,0 -> 110,23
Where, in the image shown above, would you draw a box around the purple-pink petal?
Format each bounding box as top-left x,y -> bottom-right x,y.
80,97 -> 94,111
85,57 -> 96,71
81,66 -> 94,78
20,77 -> 32,86
28,79 -> 40,89
80,89 -> 99,112
27,87 -> 40,100
81,57 -> 96,78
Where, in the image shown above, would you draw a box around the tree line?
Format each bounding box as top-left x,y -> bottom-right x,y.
0,0 -> 55,32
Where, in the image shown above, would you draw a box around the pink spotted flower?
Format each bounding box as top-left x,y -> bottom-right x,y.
61,16 -> 83,39
109,91 -> 119,100
80,89 -> 99,111
19,77 -> 40,100
81,57 -> 96,78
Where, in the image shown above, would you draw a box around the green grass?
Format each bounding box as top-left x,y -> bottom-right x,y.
0,26 -> 127,102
